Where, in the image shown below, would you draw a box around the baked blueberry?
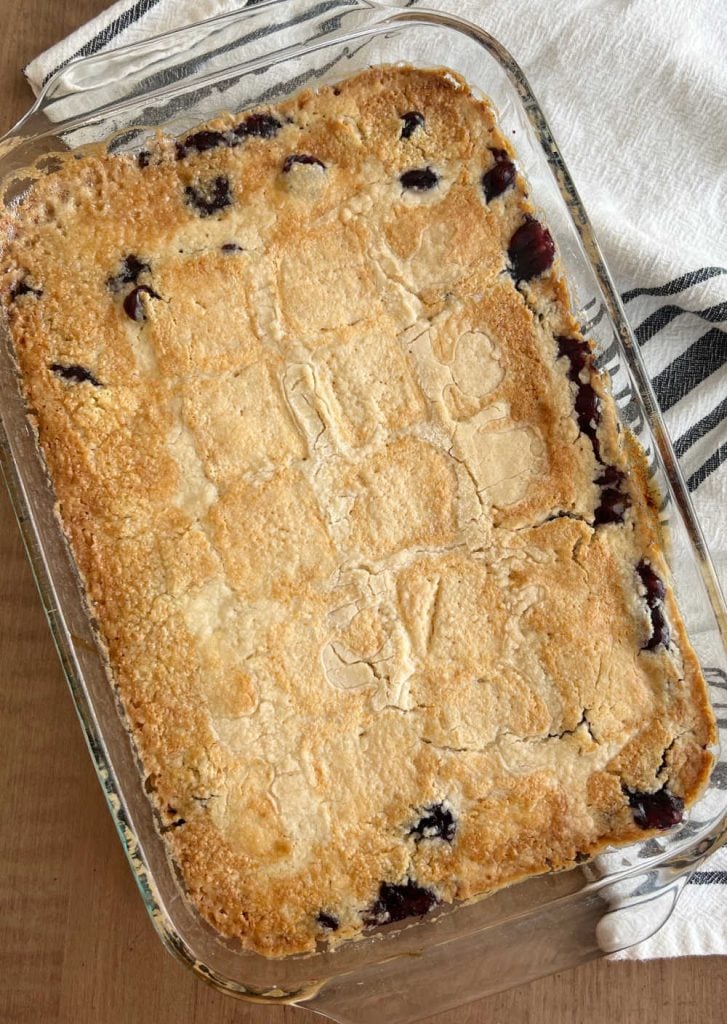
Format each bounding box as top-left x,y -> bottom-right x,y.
184,176 -> 233,217
635,561 -> 670,650
482,160 -> 516,202
50,363 -> 101,386
137,150 -> 151,168
637,561 -> 666,606
626,787 -> 684,830
409,803 -> 456,843
365,880 -> 438,926
594,486 -> 628,525
107,254 -> 150,292
10,278 -> 42,300
508,218 -> 555,280
575,382 -> 600,437
556,336 -> 601,455
282,153 -> 326,173
221,242 -> 243,253
234,112 -> 282,139
316,911 -> 339,931
645,606 -> 670,650
593,464 -> 630,525
160,816 -> 187,832
123,285 -> 161,322
482,149 -> 516,202
400,167 -> 438,191
596,465 -> 624,488
557,335 -> 591,382
400,111 -> 425,139
176,130 -> 229,159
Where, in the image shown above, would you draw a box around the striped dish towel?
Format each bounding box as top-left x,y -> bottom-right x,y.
22,0 -> 727,959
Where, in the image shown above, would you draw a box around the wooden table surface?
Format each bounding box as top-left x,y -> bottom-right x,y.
0,3 -> 724,1022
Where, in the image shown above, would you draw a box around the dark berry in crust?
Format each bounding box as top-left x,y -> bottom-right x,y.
235,113 -> 282,140
176,130 -> 229,159
123,285 -> 161,322
626,788 -> 684,830
409,803 -> 456,843
593,465 -> 630,526
556,335 -> 601,456
644,606 -> 670,650
400,111 -> 425,139
637,561 -> 666,606
400,167 -> 438,191
185,176 -> 233,217
10,278 -> 43,300
594,486 -> 628,525
50,363 -> 101,386
557,335 -> 591,382
316,911 -> 339,931
483,160 -> 516,202
282,153 -> 326,173
597,465 -> 624,488
137,150 -> 151,169
221,242 -> 243,253
636,561 -> 670,650
160,816 -> 187,833
482,149 -> 516,202
365,880 -> 439,926
107,254 -> 150,292
574,382 -> 600,439
508,218 -> 555,280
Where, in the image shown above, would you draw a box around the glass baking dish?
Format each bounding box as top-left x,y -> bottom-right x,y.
1,2 -> 726,1020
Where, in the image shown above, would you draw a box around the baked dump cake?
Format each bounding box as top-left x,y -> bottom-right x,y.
0,67 -> 715,956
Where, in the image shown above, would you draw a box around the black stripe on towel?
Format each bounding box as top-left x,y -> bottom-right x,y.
41,0 -> 166,87
622,267 -> 727,304
687,440 -> 727,492
650,327 -> 727,412
674,396 -> 727,457
688,871 -> 727,885
635,302 -> 727,345
705,668 -> 727,692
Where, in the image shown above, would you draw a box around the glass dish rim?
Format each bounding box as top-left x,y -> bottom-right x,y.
1,0 -> 726,1009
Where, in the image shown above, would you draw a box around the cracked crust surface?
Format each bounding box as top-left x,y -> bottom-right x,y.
0,66 -> 716,956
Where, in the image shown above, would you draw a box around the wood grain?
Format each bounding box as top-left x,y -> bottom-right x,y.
0,4 -> 724,1022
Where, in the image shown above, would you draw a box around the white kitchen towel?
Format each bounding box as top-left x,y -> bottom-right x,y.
21,0 -> 727,960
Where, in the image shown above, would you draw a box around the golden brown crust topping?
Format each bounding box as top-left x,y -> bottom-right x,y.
0,66 -> 715,957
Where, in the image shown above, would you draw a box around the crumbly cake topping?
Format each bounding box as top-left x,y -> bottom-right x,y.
0,66 -> 715,956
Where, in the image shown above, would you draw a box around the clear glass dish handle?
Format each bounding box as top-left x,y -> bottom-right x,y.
298,823 -> 727,1023
11,0 -> 385,134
